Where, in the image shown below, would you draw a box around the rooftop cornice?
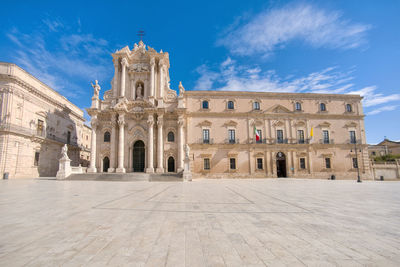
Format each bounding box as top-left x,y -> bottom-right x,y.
184,90 -> 363,100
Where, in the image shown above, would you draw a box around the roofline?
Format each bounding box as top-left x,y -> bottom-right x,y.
184,90 -> 363,100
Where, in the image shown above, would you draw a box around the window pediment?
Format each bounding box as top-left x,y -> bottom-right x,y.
223,120 -> 238,127
318,121 -> 331,128
272,120 -> 285,127
197,120 -> 212,127
266,104 -> 292,114
344,122 -> 357,128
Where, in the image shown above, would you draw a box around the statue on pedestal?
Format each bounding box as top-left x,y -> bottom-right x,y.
179,81 -> 185,96
185,144 -> 190,159
136,84 -> 143,99
91,80 -> 101,98
61,144 -> 69,159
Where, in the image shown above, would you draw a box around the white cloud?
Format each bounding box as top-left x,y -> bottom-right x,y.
194,59 -> 400,114
366,105 -> 398,115
7,23 -> 111,99
217,3 -> 370,56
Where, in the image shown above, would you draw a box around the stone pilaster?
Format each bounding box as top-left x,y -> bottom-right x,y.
177,117 -> 184,172
156,115 -> 164,173
116,115 -> 126,173
146,115 -> 155,173
158,60 -> 164,106
150,58 -> 155,100
108,114 -> 116,172
113,58 -> 119,98
120,58 -> 128,99
87,119 -> 98,173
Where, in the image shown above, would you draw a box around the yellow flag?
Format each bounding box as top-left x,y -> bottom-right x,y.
310,127 -> 314,138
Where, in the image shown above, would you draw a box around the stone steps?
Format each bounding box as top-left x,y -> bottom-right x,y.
66,172 -> 182,182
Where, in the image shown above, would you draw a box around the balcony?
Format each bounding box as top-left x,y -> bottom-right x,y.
226,138 -> 239,144
295,139 -> 310,144
199,138 -> 214,144
320,139 -> 335,144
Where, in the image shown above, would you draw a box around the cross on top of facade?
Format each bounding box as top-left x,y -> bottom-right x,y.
137,30 -> 145,41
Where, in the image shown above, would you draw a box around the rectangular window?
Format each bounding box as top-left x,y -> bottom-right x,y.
352,158 -> 358,168
323,130 -> 329,144
300,158 -> 306,169
256,130 -> 262,143
257,158 -> 263,169
203,129 -> 210,144
230,158 -> 236,170
298,130 -> 304,144
349,131 -> 356,144
253,102 -> 260,110
67,131 -> 71,144
228,129 -> 235,144
34,152 -> 40,166
325,158 -> 331,169
204,158 -> 210,170
37,119 -> 44,135
277,130 -> 283,143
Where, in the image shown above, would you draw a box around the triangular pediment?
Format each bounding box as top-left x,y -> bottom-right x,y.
318,121 -> 331,128
294,120 -> 306,127
265,104 -> 292,113
197,120 -> 212,127
223,120 -> 238,127
344,122 -> 357,128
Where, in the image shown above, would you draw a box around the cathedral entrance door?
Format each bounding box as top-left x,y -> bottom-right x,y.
168,157 -> 175,172
132,140 -> 145,172
103,157 -> 110,172
276,152 -> 287,178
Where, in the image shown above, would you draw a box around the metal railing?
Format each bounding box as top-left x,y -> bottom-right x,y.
319,139 -> 335,144
225,138 -> 239,144
198,138 -> 214,144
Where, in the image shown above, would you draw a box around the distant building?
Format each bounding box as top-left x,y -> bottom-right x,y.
86,41 -> 372,179
0,62 -> 90,178
369,139 -> 400,158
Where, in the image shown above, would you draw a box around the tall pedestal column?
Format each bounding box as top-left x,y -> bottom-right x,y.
88,120 -> 98,173
156,116 -> 164,173
146,115 -> 154,173
108,114 -> 116,172
120,58 -> 128,99
116,115 -> 126,173
177,118 -> 184,172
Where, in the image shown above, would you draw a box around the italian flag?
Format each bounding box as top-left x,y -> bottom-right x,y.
254,125 -> 260,141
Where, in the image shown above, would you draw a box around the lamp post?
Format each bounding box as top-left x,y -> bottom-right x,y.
351,139 -> 362,183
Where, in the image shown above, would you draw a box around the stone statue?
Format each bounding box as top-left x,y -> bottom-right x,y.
185,144 -> 190,159
61,144 -> 69,159
136,84 -> 143,99
179,81 -> 185,95
91,80 -> 101,98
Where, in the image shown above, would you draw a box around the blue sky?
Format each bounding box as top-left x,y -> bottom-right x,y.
1,0 -> 399,144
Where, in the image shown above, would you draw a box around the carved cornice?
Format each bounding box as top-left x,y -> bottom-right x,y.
186,112 -> 364,120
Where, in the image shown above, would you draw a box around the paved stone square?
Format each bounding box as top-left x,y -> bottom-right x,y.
0,178 -> 399,266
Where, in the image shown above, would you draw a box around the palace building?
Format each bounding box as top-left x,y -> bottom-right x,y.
87,41 -> 372,179
0,62 -> 91,179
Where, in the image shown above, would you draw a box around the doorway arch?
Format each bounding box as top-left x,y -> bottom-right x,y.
103,157 -> 110,172
276,152 -> 287,178
132,140 -> 145,172
168,157 -> 175,172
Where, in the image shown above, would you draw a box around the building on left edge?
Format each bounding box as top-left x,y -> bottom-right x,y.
0,62 -> 91,178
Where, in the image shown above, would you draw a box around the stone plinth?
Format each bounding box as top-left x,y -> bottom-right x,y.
56,157 -> 72,180
183,158 -> 192,182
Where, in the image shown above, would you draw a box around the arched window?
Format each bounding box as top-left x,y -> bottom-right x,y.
295,102 -> 302,111
320,103 -> 326,112
104,131 -> 110,142
227,101 -> 234,109
346,104 -> 352,112
202,100 -> 209,109
167,131 -> 174,142
253,101 -> 260,110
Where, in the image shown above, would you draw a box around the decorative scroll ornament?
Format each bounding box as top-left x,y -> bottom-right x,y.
130,63 -> 150,72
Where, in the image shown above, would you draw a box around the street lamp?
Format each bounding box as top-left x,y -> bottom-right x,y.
351,139 -> 362,183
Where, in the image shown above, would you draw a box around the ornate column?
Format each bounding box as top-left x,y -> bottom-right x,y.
177,117 -> 184,172
112,58 -> 119,98
156,115 -> 164,173
120,58 -> 128,98
88,119 -> 98,173
146,115 -> 154,173
108,113 -> 116,172
116,115 -> 126,173
130,77 -> 135,100
150,58 -> 155,98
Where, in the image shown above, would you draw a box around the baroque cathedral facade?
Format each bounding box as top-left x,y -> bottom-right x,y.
87,41 -> 372,179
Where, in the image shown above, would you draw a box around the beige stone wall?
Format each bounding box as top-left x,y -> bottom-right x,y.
0,63 -> 90,178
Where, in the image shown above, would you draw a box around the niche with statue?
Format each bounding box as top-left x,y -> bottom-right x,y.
135,81 -> 144,99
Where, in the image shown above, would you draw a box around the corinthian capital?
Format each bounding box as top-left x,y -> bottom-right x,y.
121,58 -> 128,67
91,120 -> 98,129
147,115 -> 154,126
150,57 -> 155,66
117,117 -> 125,126
178,118 -> 184,126
157,117 -> 163,127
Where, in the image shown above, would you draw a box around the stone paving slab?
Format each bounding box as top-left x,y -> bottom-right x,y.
0,178 -> 399,266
